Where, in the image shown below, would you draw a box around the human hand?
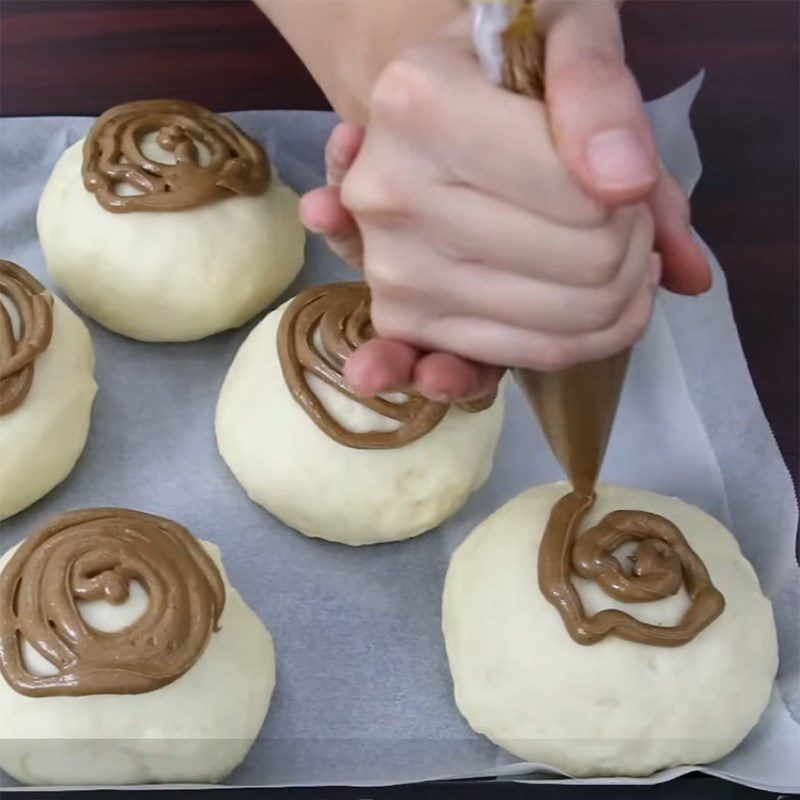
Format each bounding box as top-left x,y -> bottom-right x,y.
300,1 -> 711,402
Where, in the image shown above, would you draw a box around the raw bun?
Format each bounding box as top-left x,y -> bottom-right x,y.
0,296 -> 96,520
37,138 -> 305,342
443,482 -> 778,777
0,539 -> 275,785
216,299 -> 505,545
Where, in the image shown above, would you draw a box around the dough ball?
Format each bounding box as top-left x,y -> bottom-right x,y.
216,299 -> 505,545
443,482 -> 778,777
0,295 -> 96,520
37,137 -> 305,342
0,538 -> 275,785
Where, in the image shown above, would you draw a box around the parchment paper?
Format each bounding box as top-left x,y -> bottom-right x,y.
0,77 -> 798,792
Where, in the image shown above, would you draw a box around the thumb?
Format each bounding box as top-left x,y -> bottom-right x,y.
541,0 -> 658,205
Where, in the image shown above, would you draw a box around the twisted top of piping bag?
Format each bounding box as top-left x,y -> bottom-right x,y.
471,0 -> 724,646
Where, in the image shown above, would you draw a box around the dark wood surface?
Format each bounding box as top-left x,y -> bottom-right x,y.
1,0 -> 797,489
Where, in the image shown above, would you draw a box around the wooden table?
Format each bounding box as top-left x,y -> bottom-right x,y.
1,0 -> 797,490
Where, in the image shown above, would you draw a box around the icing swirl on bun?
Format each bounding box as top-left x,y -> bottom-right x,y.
277,282 -> 494,449
538,491 -> 725,647
0,260 -> 53,416
0,508 -> 225,697
82,99 -> 270,212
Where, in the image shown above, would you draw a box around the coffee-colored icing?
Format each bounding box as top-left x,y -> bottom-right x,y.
536,487 -> 725,647
501,0 -> 545,97
0,260 -> 53,416
0,508 -> 225,697
277,282 -> 493,449
82,99 -> 270,213
503,1 -> 724,645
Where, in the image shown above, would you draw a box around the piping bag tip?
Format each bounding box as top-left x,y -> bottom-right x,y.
513,352 -> 631,495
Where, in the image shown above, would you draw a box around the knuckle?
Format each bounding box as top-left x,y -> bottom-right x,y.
369,299 -> 413,341
582,229 -> 627,286
587,287 -> 627,330
341,167 -> 410,219
371,59 -> 436,122
431,232 -> 467,262
550,54 -> 631,99
368,260 -> 416,298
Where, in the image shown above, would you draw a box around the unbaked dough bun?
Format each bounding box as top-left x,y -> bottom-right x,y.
215,296 -> 505,545
442,482 -> 778,777
36,101 -> 305,342
0,514 -> 275,786
0,264 -> 96,520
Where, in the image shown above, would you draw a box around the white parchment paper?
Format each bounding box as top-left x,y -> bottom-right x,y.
0,78 -> 798,791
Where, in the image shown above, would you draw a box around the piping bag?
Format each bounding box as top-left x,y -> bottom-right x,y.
470,0 -> 631,498
468,2 -> 724,647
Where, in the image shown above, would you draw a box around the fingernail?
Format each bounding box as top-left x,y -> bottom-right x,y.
298,200 -> 322,233
586,128 -> 656,191
426,391 -> 454,404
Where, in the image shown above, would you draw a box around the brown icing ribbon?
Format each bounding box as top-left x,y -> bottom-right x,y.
503,3 -> 724,646
82,99 -> 270,213
537,491 -> 725,647
0,260 -> 53,416
0,508 -> 225,697
277,282 -> 493,449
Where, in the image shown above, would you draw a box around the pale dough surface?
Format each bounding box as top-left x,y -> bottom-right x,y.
0,297 -> 96,520
215,299 -> 505,545
36,138 -> 305,342
442,482 -> 778,778
0,539 -> 276,786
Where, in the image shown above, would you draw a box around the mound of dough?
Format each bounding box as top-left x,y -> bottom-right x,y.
0,539 -> 275,786
37,137 -> 305,342
216,298 -> 505,545
0,295 -> 96,520
442,482 -> 778,777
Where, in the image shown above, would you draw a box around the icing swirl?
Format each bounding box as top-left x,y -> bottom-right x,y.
0,260 -> 53,416
277,282 -> 493,449
538,490 -> 725,646
82,99 -> 270,213
0,508 -> 225,697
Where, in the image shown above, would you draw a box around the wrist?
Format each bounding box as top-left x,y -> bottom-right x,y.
258,0 -> 463,122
